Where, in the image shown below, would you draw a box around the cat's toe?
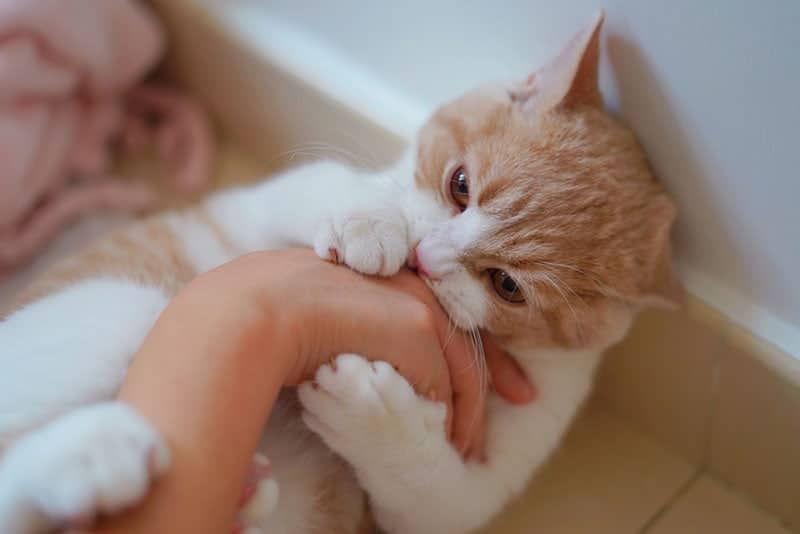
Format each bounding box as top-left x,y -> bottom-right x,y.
317,209 -> 409,276
312,220 -> 342,264
299,354 -> 446,459
343,218 -> 407,276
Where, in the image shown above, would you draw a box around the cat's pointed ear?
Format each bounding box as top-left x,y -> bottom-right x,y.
636,196 -> 685,309
512,10 -> 605,111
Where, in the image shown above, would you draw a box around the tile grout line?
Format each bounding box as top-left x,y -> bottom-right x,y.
637,468 -> 703,534
704,471 -> 799,534
700,341 -> 725,468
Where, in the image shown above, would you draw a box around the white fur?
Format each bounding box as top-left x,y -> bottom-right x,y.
0,154 -> 608,533
300,350 -> 599,534
0,402 -> 169,532
0,280 -> 169,442
416,208 -> 497,329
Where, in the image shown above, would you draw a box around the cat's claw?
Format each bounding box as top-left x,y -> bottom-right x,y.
0,402 -> 169,528
314,208 -> 409,277
298,354 -> 447,465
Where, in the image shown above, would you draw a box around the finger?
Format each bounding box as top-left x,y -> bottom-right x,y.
388,271 -> 488,454
464,404 -> 487,463
363,312 -> 454,434
399,335 -> 454,436
368,272 -> 456,429
484,334 -> 536,405
406,329 -> 454,437
443,328 -> 488,456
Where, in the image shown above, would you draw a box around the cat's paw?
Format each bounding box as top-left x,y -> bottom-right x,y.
1,402 -> 170,528
314,206 -> 409,276
298,354 -> 447,464
235,453 -> 279,534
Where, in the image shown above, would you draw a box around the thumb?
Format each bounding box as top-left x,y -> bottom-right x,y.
484,335 -> 536,404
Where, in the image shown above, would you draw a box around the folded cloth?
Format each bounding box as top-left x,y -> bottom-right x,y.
0,0 -> 215,275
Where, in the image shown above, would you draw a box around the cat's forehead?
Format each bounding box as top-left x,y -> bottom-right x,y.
419,89 -> 612,214
415,89 -> 660,278
417,88 -> 541,201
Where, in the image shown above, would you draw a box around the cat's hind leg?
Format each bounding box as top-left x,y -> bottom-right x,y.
0,279 -> 171,532
0,402 -> 169,533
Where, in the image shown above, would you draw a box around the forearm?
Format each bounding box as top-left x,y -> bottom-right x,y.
94,277 -> 295,534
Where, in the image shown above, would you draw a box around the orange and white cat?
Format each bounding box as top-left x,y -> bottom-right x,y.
0,12 -> 681,534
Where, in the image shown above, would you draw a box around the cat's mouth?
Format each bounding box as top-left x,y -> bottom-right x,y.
408,245 -> 483,330
421,277 -> 481,332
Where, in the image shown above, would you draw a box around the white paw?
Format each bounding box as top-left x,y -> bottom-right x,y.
1,402 -> 170,528
237,453 -> 279,531
313,206 -> 409,276
298,354 -> 446,464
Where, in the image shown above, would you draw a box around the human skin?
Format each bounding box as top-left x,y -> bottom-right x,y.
91,249 -> 534,534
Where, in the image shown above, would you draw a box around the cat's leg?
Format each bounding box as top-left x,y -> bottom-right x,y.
0,279 -> 172,532
310,173 -> 451,277
206,160 -> 445,276
311,201 -> 409,276
299,353 -> 595,534
0,402 -> 169,533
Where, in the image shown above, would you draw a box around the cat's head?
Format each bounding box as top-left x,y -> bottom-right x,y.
411,11 -> 682,352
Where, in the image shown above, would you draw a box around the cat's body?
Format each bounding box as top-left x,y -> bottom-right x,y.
0,13 -> 680,534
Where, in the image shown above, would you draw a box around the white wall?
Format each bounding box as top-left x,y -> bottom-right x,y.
232,0 -> 800,357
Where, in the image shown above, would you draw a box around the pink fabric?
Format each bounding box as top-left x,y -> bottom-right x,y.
0,0 -> 216,274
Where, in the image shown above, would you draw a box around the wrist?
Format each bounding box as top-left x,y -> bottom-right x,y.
183,269 -> 301,383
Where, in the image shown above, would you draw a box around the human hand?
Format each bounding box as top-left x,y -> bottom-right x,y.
194,249 -> 534,457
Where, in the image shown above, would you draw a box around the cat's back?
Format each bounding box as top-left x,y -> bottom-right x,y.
5,204 -> 240,315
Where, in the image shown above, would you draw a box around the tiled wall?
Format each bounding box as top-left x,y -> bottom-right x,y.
596,300 -> 800,531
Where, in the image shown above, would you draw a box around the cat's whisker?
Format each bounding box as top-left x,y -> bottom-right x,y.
539,272 -> 583,339
276,141 -> 370,169
454,317 -> 487,449
299,142 -> 369,168
544,271 -> 587,308
533,260 -> 609,295
287,148 -> 352,166
329,128 -> 383,170
441,315 -> 458,352
519,279 -> 543,324
265,144 -> 347,166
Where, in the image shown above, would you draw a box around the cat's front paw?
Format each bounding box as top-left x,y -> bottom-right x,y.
298,354 -> 447,464
1,402 -> 170,529
314,206 -> 409,276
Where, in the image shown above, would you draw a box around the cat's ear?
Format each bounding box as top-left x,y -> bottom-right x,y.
634,196 -> 685,309
512,10 -> 605,111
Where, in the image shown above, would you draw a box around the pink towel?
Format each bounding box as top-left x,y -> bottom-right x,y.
0,0 -> 215,275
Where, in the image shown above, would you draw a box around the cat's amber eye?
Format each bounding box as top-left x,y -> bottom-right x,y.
448,166 -> 470,211
490,269 -> 525,303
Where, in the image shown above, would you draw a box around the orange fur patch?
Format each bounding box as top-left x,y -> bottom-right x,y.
415,93 -> 680,350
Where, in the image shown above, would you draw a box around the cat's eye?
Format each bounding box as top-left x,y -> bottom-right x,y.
448,166 -> 469,211
489,269 -> 525,303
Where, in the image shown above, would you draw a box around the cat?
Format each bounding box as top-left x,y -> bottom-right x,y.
0,11 -> 681,534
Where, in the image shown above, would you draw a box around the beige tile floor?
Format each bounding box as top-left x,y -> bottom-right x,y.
483,402 -> 793,534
